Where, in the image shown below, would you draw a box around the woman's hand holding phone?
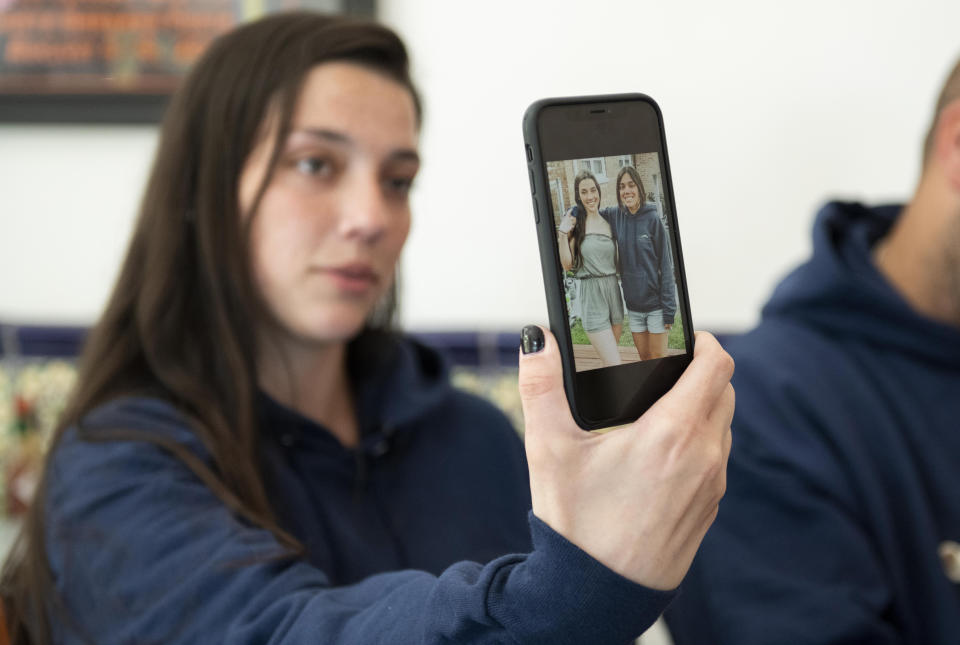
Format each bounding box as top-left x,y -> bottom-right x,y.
519,326 -> 734,590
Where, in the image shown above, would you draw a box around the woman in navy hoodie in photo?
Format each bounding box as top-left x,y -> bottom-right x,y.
0,11 -> 736,645
607,166 -> 677,361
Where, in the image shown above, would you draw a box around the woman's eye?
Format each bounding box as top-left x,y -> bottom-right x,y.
296,157 -> 331,176
384,176 -> 415,196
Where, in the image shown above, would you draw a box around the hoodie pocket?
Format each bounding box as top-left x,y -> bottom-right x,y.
621,270 -> 656,311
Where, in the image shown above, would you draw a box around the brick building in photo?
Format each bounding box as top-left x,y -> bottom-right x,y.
546,152 -> 666,228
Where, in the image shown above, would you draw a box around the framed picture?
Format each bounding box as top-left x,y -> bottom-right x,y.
0,0 -> 374,123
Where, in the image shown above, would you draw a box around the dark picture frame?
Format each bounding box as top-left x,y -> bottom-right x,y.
0,0 -> 375,124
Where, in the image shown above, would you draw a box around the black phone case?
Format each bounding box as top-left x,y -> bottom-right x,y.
522,93 -> 694,429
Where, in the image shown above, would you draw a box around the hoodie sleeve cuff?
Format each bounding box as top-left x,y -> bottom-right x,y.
486,511 -> 677,645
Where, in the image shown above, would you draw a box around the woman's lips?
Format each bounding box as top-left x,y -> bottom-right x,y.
318,264 -> 379,294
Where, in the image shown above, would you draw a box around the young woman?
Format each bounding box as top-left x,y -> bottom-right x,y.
0,12 -> 735,644
557,170 -> 624,366
610,165 -> 677,360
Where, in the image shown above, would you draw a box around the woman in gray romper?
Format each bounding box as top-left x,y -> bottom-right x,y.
557,170 -> 624,366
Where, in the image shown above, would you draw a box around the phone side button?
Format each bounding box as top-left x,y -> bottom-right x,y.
532,200 -> 540,224
529,167 -> 536,195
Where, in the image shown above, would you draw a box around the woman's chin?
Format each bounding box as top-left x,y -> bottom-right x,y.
291,310 -> 373,346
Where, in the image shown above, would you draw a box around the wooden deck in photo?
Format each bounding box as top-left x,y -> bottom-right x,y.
572,344 -> 685,372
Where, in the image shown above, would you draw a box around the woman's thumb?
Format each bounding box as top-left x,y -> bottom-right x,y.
518,326 -> 576,436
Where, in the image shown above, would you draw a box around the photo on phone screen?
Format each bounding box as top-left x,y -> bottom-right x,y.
547,153 -> 689,372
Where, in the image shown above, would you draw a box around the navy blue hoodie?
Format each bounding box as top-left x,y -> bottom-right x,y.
597,204 -> 677,321
44,334 -> 674,643
665,202 -> 960,643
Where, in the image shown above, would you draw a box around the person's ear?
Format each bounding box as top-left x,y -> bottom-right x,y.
934,98 -> 960,191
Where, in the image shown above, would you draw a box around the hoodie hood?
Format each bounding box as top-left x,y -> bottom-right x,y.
617,202 -> 659,218
348,331 -> 451,434
256,331 -> 453,455
762,201 -> 960,367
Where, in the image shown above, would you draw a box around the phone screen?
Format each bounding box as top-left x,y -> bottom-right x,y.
548,152 -> 689,372
528,96 -> 694,426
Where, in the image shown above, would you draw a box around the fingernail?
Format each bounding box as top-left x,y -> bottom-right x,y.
521,325 -> 545,354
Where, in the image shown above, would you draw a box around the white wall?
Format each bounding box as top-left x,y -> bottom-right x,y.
2,0 -> 959,331
0,125 -> 157,324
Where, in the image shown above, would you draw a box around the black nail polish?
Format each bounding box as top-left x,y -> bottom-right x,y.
521,325 -> 545,354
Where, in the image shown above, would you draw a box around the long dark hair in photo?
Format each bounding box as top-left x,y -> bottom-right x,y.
615,165 -> 647,211
569,169 -> 602,272
0,12 -> 421,644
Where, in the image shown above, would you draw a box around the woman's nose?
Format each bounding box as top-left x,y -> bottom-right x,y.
337,170 -> 389,243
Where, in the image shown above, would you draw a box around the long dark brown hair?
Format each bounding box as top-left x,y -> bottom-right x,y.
0,12 -> 420,644
569,169 -> 602,272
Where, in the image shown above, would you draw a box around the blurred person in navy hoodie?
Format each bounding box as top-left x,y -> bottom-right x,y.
666,57 -> 960,644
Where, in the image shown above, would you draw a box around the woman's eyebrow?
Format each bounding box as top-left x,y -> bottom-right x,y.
388,149 -> 420,164
295,128 -> 419,164
296,128 -> 351,145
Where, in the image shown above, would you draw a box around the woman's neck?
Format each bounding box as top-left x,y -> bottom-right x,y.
258,338 -> 359,447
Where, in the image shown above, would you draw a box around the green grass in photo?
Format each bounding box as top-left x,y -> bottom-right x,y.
570,319 -> 590,345
667,314 -> 685,349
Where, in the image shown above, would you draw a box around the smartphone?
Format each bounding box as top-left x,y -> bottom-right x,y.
523,94 -> 694,429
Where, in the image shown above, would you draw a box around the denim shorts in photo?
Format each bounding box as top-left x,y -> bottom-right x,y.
626,308 -> 665,333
